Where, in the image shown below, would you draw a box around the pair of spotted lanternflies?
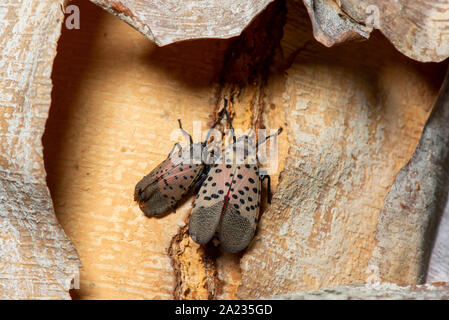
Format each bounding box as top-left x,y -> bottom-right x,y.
134,106 -> 282,253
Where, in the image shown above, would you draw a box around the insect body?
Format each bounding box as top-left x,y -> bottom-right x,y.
134,112 -> 229,217
189,128 -> 282,252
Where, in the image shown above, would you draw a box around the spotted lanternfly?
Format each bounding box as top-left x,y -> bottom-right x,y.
189,127 -> 283,252
134,110 -> 231,217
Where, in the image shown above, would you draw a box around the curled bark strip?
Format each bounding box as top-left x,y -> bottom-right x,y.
89,0 -> 275,46
301,0 -> 371,47
370,68 -> 449,285
0,0 -> 81,299
336,0 -> 449,62
89,0 -> 449,63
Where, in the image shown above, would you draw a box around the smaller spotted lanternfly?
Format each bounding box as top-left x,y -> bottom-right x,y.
189,126 -> 283,253
134,110 -> 231,217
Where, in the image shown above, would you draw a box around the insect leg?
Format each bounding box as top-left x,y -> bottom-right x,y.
256,127 -> 283,148
192,166 -> 210,191
261,175 -> 272,204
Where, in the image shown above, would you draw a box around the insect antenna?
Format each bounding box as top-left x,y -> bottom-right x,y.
178,119 -> 194,145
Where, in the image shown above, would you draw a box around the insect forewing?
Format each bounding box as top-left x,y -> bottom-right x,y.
134,109 -> 231,218
188,160 -> 234,244
190,136 -> 261,252
134,143 -> 204,217
218,139 -> 261,252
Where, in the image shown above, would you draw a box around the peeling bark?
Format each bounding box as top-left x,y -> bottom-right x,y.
88,0 -> 274,46
237,1 -> 446,299
335,0 -> 449,62
0,0 -> 80,299
168,224 -> 212,300
301,0 -> 371,47
370,68 -> 449,285
89,0 -> 449,63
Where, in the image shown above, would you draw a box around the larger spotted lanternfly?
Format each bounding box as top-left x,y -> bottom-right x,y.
189,127 -> 282,253
134,110 -> 230,217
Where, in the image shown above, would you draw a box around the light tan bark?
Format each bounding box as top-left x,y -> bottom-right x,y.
0,0 -> 80,299
237,1 -> 446,299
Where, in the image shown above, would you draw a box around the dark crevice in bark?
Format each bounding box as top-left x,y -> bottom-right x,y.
168,0 -> 287,300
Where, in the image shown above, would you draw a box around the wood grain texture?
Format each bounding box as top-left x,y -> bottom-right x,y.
0,0 -> 80,299
336,0 -> 449,62
43,0 -> 232,299
237,1 -> 447,299
89,0 -> 274,46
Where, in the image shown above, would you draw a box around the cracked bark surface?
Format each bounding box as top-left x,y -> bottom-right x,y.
237,1 -> 447,299
168,1 -> 287,300
428,193 -> 449,282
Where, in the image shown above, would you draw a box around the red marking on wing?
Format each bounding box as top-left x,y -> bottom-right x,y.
223,166 -> 261,220
218,165 -> 261,252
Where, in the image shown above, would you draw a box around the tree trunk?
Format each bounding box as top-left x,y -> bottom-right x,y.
1,0 -> 449,299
